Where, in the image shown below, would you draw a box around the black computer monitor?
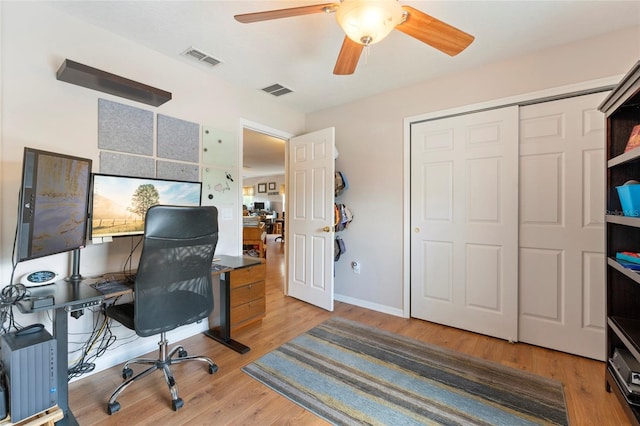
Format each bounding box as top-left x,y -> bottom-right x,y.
16,148 -> 93,262
89,173 -> 202,239
254,202 -> 265,210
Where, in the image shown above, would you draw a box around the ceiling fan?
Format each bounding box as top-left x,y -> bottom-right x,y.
234,0 -> 474,75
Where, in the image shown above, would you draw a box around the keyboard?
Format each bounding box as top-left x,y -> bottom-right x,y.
91,279 -> 133,295
211,263 -> 227,272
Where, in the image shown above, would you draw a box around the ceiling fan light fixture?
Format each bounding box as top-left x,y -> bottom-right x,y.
336,0 -> 403,46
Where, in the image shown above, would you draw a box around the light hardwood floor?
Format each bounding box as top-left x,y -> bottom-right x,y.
70,235 -> 629,425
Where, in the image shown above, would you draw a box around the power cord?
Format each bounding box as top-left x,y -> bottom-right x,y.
0,284 -> 29,334
67,304 -> 117,380
1,195 -> 32,334
122,236 -> 142,281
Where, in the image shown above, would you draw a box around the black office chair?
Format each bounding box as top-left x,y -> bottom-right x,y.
106,205 -> 219,415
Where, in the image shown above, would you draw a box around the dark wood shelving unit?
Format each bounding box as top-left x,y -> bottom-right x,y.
56,59 -> 172,107
600,60 -> 640,426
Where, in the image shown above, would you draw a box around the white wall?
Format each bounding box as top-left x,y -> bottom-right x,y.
0,2 -> 304,376
243,174 -> 285,216
306,26 -> 640,316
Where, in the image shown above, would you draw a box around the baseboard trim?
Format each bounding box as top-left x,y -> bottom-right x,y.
334,293 -> 406,318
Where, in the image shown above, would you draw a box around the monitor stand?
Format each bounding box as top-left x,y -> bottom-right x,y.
65,248 -> 85,319
65,248 -> 84,283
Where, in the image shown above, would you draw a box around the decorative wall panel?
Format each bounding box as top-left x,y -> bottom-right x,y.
99,151 -> 154,177
98,99 -> 153,155
157,114 -> 199,162
156,160 -> 199,182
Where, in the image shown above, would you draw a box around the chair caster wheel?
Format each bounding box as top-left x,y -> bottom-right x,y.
178,349 -> 188,358
172,398 -> 184,411
107,401 -> 121,415
122,367 -> 133,380
209,364 -> 218,374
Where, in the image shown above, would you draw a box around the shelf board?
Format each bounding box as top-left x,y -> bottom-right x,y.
610,316 -> 640,361
608,146 -> 640,168
607,215 -> 640,227
609,257 -> 640,285
56,59 -> 171,107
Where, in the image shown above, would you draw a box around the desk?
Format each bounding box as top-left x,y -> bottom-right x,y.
203,255 -> 263,354
14,255 -> 259,424
16,281 -> 104,426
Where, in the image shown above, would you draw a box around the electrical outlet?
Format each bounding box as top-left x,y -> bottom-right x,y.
351,261 -> 360,274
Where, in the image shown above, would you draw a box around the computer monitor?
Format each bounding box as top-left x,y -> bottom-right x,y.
253,202 -> 265,210
90,173 -> 202,239
16,148 -> 93,262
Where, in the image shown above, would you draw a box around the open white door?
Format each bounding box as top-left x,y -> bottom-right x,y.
287,127 -> 335,311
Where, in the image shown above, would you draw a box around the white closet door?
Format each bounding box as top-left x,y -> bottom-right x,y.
410,106 -> 519,341
519,92 -> 607,360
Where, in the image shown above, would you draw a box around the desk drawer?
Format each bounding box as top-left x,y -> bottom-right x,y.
230,297 -> 265,329
230,263 -> 265,289
230,281 -> 265,307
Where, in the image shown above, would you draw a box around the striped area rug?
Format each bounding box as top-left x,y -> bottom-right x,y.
242,317 -> 568,425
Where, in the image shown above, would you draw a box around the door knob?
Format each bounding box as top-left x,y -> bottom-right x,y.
323,226 -> 332,232
414,227 -> 420,233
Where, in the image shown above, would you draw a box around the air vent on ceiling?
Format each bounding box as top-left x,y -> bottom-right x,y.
183,47 -> 221,68
262,84 -> 293,97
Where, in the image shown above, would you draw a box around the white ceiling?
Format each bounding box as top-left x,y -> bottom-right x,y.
243,128 -> 286,178
50,1 -> 640,114
48,1 -> 640,177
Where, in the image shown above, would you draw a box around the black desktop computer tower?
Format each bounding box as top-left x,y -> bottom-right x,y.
0,325 -> 57,422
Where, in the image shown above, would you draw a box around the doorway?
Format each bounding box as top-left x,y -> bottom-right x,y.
240,122 -> 290,239
240,122 -> 337,311
242,127 -> 287,219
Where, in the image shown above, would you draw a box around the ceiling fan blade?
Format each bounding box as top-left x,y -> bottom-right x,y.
396,6 -> 474,56
333,36 -> 364,75
235,3 -> 339,23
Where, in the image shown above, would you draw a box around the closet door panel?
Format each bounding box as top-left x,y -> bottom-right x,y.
518,92 -> 607,360
410,106 -> 519,342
